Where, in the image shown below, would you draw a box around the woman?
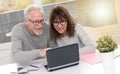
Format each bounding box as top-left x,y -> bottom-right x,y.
49,6 -> 95,55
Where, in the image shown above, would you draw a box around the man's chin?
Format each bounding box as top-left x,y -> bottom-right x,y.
34,30 -> 42,36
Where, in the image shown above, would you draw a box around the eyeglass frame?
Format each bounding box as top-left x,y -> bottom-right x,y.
28,19 -> 45,25
53,20 -> 67,26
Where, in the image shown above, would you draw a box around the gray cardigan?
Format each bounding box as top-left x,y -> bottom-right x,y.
56,24 -> 95,55
11,22 -> 57,63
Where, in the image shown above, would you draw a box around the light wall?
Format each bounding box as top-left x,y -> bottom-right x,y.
115,0 -> 120,25
72,0 -> 117,27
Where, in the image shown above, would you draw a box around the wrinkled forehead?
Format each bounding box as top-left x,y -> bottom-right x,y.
54,16 -> 66,22
30,9 -> 43,16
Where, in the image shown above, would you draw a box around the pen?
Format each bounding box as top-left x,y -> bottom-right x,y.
30,64 -> 40,68
11,71 -> 28,74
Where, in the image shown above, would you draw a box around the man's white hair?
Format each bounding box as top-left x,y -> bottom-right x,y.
24,4 -> 44,19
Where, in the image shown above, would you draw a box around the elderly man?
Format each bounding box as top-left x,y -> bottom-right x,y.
11,5 -> 57,63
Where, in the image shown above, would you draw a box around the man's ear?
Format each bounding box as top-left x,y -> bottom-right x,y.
24,18 -> 28,25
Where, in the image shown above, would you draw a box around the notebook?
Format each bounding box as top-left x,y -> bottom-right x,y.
44,43 -> 79,71
80,51 -> 101,64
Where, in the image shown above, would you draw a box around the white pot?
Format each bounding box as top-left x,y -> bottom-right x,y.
100,51 -> 116,74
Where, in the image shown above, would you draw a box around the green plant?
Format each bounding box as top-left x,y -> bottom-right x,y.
96,35 -> 118,53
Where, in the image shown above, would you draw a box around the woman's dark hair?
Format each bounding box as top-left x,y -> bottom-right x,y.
50,6 -> 76,40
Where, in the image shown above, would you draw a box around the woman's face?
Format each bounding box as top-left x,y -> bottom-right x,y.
53,18 -> 67,36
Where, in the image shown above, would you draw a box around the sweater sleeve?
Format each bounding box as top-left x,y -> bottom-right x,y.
75,24 -> 96,55
11,24 -> 41,63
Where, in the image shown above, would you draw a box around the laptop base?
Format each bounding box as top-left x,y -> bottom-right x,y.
44,62 -> 79,72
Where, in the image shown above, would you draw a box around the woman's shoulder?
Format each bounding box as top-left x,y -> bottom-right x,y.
74,23 -> 84,30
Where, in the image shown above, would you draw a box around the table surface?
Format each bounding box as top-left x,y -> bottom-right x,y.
0,46 -> 120,74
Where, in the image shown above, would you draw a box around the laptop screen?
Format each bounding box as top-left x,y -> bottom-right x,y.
46,43 -> 79,68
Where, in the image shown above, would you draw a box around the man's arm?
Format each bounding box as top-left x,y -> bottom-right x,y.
11,25 -> 41,63
48,39 -> 58,48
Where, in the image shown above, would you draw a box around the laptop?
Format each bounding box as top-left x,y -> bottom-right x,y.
44,43 -> 79,71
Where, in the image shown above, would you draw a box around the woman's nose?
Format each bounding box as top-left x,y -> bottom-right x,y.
58,23 -> 62,27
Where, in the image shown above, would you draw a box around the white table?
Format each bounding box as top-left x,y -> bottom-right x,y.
0,57 -> 120,74
0,46 -> 120,74
28,57 -> 120,74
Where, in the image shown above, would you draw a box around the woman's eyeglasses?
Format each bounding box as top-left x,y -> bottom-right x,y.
53,20 -> 66,26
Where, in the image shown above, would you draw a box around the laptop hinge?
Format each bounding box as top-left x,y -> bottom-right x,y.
48,61 -> 79,70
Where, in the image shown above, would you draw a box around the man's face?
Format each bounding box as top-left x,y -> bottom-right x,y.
25,9 -> 44,36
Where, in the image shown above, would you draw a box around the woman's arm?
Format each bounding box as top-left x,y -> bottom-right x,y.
75,24 -> 96,55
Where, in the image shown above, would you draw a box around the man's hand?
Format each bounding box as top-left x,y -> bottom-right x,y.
40,48 -> 51,57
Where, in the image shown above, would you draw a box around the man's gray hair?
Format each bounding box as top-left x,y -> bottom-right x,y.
24,4 -> 44,19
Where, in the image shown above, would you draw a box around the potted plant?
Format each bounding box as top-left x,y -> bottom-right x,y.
96,35 -> 118,74
96,35 -> 118,53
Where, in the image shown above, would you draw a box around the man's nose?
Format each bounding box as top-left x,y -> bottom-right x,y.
37,23 -> 42,28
